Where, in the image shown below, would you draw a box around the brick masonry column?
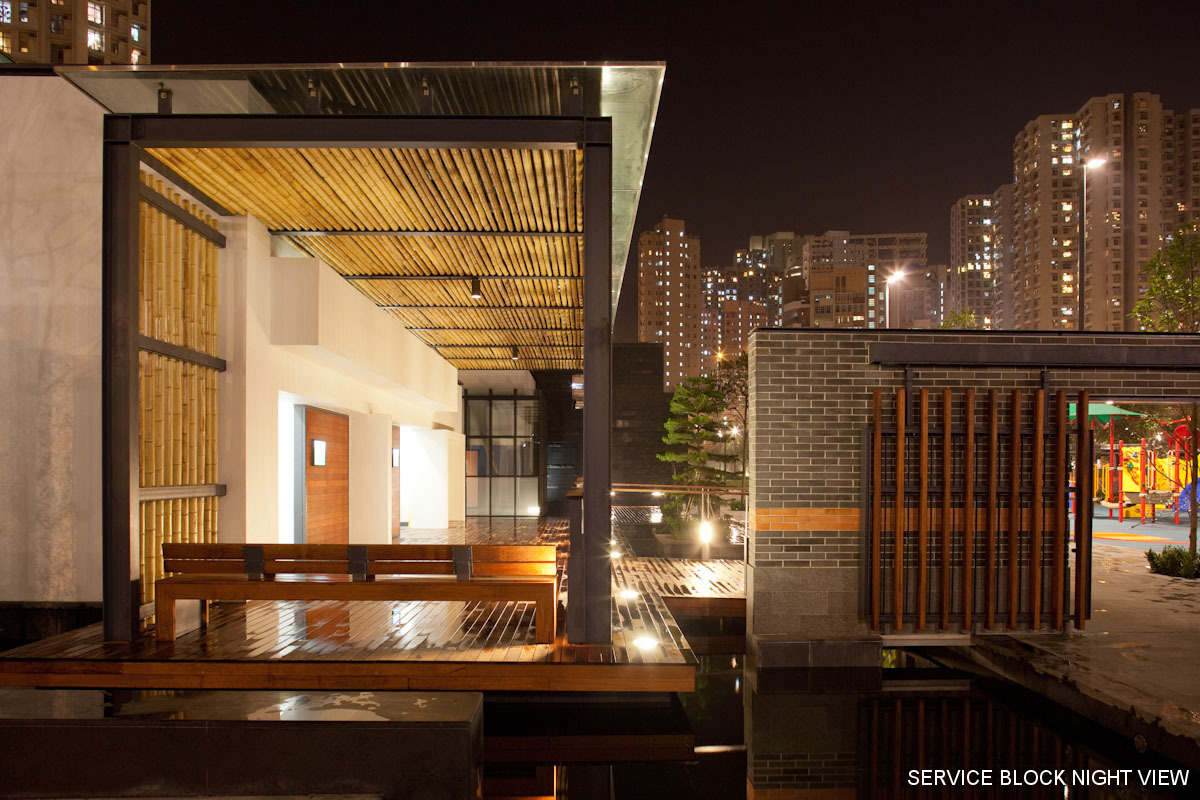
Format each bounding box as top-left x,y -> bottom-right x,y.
748,330 -> 881,668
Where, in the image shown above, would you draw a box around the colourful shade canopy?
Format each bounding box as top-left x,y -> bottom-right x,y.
1068,402 -> 1145,424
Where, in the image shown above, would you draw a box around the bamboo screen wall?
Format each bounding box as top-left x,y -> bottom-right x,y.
137,172 -> 222,606
148,146 -> 585,371
868,387 -> 1089,634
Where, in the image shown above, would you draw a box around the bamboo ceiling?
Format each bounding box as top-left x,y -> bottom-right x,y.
150,145 -> 587,370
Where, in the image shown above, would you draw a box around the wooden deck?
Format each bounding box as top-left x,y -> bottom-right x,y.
614,557 -> 746,618
0,520 -> 750,694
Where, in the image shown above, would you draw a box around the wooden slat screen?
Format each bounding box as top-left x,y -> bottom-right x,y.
868,388 -> 1085,632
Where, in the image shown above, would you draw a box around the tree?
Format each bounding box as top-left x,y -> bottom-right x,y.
940,309 -> 978,330
657,376 -> 737,522
1131,223 -> 1200,556
713,352 -> 748,485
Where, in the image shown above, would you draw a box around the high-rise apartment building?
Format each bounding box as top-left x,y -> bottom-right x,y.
637,216 -> 702,391
719,300 -> 767,359
1008,94 -> 1200,332
1076,92 -> 1176,331
1168,109 -> 1200,230
990,183 -> 1017,329
1012,114 -> 1078,330
948,195 -> 996,327
0,0 -> 149,65
799,231 -> 928,328
895,264 -> 946,329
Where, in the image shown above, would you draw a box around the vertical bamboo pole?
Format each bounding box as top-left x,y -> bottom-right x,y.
1009,389 -> 1023,629
872,388 -> 882,631
941,388 -> 952,630
894,387 -> 906,631
1031,389 -> 1045,630
986,390 -> 998,629
1054,390 -> 1067,630
917,389 -> 929,631
963,389 -> 976,632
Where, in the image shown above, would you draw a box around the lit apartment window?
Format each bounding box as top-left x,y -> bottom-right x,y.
0,1 -> 11,24
18,1 -> 29,22
87,1 -> 103,24
130,47 -> 142,63
50,13 -> 64,33
0,31 -> 10,53
131,24 -> 142,42
87,28 -> 102,50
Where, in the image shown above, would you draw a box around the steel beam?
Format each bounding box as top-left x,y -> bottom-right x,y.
580,118 -> 613,644
280,230 -> 582,238
378,304 -> 579,311
138,335 -> 228,372
102,139 -> 143,641
869,340 -> 1200,368
405,326 -> 578,332
344,274 -> 581,282
432,344 -> 582,349
111,114 -> 598,150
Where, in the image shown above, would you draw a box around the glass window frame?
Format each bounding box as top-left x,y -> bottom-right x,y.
463,391 -> 540,517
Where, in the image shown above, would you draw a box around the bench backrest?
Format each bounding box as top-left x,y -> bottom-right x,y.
161,543 -> 557,580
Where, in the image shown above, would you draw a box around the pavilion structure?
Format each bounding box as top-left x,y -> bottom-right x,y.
0,63 -> 696,692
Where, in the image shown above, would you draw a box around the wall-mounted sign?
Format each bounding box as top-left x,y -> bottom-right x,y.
312,439 -> 327,466
392,448 -> 401,467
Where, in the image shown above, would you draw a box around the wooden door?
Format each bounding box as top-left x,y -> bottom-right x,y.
305,408 -> 349,545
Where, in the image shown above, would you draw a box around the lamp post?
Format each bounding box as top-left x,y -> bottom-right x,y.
885,271 -> 905,329
1078,157 -> 1107,331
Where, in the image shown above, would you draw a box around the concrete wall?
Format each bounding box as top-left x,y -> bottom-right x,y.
748,329 -> 1200,666
220,216 -> 464,544
0,75 -> 105,603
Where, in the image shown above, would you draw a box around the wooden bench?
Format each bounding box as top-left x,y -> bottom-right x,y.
156,543 -> 559,644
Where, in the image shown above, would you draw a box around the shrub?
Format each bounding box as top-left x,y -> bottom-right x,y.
1145,545 -> 1200,579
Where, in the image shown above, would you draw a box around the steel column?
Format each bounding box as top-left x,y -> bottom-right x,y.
102,138 -> 143,641
580,119 -> 612,644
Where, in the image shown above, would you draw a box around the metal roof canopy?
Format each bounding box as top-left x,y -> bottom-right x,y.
93,63 -> 624,644
60,62 -> 664,368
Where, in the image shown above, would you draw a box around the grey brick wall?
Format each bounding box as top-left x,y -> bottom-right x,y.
746,329 -> 1200,654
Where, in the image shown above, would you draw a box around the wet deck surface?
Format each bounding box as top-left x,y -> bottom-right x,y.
0,519 -> 754,694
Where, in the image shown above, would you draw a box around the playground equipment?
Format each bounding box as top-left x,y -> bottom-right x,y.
1095,437 -> 1195,524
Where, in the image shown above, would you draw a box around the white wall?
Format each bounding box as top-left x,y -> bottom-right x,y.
220,216 -> 464,543
349,413 -> 392,544
400,427 -> 465,529
0,75 -> 105,602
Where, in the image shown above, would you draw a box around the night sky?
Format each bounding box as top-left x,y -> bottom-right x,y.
157,1 -> 1200,306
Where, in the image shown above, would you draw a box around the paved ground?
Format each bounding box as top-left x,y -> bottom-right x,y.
974,542 -> 1200,764
1089,505 -> 1198,551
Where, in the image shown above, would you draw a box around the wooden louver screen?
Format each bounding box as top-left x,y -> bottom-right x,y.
868,387 -> 1091,633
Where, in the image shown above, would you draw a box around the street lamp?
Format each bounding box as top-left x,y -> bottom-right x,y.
885,271 -> 905,329
1078,157 -> 1106,331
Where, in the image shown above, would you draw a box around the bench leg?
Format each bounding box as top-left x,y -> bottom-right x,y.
535,588 -> 556,644
155,587 -> 177,642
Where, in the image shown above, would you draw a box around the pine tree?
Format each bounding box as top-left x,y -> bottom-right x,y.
657,376 -> 737,521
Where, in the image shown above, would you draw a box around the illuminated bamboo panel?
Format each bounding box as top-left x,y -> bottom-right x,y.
137,173 -> 220,357
138,497 -> 220,606
137,169 -> 223,603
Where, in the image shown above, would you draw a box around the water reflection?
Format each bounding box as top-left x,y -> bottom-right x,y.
480,648 -> 1194,799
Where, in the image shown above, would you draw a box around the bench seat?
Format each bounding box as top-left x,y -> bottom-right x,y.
155,543 -> 559,644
